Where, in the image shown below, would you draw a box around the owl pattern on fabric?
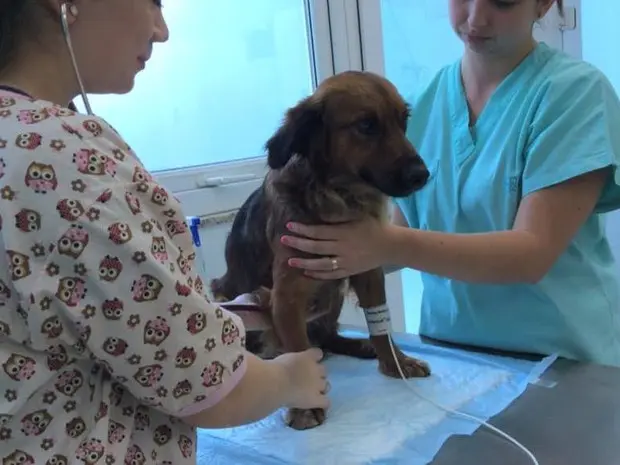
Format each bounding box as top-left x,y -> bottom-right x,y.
0,91 -> 248,464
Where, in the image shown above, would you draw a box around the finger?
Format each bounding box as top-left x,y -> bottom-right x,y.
286,222 -> 340,240
288,256 -> 338,271
304,270 -> 351,280
280,235 -> 337,255
321,380 -> 331,394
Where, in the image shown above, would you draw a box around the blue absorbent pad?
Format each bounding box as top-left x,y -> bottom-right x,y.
197,334 -> 557,465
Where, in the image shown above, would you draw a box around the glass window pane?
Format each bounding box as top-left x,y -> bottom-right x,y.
381,0 -> 463,101
77,1 -> 315,173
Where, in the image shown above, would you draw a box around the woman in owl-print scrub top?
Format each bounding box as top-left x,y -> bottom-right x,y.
0,1 -> 328,464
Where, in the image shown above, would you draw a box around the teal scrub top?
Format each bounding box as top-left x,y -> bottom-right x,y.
396,42 -> 620,367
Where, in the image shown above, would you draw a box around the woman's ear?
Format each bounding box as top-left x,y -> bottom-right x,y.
265,97 -> 323,170
41,1 -> 79,25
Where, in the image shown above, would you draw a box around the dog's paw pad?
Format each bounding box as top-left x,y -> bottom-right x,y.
285,408 -> 326,430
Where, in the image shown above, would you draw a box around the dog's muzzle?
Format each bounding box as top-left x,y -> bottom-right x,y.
362,158 -> 430,198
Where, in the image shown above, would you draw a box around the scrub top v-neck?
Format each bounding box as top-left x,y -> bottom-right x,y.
449,47 -> 543,163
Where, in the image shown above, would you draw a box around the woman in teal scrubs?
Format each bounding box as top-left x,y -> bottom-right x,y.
281,0 -> 620,367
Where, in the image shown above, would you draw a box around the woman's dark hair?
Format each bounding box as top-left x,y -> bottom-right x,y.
537,0 -> 564,16
0,1 -> 51,75
0,2 -> 27,73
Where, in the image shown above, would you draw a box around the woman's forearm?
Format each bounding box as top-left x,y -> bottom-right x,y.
384,226 -> 545,284
182,352 -> 287,429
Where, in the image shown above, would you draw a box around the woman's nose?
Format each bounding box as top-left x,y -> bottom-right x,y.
467,0 -> 492,29
153,11 -> 170,43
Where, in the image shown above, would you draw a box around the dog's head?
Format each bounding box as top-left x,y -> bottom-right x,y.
265,71 -> 429,197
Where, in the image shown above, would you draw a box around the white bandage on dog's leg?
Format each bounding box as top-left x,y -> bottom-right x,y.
362,304 -> 392,336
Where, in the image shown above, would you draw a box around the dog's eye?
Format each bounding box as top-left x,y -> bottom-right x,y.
355,117 -> 380,136
401,111 -> 410,130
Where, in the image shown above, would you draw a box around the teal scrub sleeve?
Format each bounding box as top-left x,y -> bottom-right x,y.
392,197 -> 419,229
522,65 -> 620,213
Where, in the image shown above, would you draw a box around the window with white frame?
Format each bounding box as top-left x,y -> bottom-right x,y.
76,0 -> 346,218
73,0 -> 575,220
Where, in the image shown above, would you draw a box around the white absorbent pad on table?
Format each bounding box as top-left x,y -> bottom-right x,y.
197,335 -> 556,465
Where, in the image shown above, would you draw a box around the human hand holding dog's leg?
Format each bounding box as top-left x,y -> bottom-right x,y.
272,348 -> 330,410
184,348 -> 328,428
272,261 -> 329,429
349,268 -> 431,378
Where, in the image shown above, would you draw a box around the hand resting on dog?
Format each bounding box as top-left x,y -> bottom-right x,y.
182,290 -> 329,428
183,347 -> 329,429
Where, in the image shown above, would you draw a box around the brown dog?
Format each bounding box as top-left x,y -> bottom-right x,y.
210,70 -> 431,430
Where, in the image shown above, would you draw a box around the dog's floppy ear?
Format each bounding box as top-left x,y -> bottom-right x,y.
265,97 -> 323,169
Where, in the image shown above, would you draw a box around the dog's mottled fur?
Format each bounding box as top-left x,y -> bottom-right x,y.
211,71 -> 432,430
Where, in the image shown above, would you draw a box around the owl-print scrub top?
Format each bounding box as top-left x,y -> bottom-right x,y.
0,90 -> 247,465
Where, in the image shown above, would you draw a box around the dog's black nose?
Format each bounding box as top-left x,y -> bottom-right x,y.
401,162 -> 430,190
361,158 -> 431,198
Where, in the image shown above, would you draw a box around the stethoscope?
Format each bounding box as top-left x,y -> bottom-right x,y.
60,2 -> 93,115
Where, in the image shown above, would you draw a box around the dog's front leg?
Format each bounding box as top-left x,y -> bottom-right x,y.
349,268 -> 431,378
271,257 -> 327,430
